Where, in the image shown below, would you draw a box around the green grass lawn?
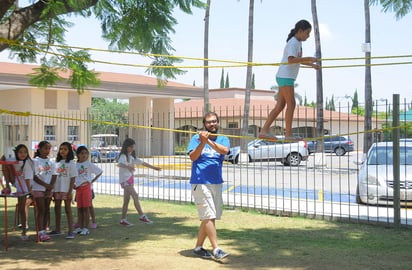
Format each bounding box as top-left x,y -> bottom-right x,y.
1,194 -> 411,269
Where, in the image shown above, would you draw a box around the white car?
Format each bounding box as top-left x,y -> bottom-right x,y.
356,141 -> 412,206
224,136 -> 309,166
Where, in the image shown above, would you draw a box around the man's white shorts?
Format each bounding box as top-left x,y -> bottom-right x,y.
191,184 -> 223,220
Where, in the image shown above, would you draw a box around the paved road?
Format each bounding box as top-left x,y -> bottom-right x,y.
92,152 -> 412,226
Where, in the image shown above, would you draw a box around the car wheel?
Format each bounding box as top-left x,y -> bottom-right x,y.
286,153 -> 301,166
234,154 -> 251,164
334,147 -> 346,156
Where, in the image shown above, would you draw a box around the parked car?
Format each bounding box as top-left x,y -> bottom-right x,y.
356,141 -> 412,206
307,135 -> 354,156
90,134 -> 121,163
91,148 -> 119,163
224,136 -> 309,166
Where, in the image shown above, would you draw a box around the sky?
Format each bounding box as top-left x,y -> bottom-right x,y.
1,0 -> 411,106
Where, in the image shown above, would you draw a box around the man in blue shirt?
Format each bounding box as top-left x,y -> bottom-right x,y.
187,112 -> 230,261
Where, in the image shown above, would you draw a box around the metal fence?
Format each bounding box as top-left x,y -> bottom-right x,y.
1,99 -> 412,228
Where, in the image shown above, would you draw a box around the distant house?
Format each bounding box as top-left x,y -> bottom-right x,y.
174,88 -> 384,150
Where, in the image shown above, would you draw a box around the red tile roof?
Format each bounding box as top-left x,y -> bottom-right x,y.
174,95 -> 365,122
0,61 -> 197,89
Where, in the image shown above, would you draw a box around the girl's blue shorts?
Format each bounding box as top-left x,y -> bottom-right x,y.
276,77 -> 295,87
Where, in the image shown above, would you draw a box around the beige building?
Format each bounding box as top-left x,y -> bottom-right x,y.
0,62 -> 201,157
1,62 -> 383,156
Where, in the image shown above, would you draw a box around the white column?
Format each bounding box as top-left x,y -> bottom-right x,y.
152,98 -> 174,155
129,97 -> 151,156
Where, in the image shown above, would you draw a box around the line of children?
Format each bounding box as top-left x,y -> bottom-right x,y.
2,137 -> 159,242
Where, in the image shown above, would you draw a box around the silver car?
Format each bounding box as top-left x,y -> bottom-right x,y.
224,136 -> 309,166
356,141 -> 412,206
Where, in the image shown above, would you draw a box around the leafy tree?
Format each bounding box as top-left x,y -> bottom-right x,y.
251,73 -> 255,89
91,97 -> 128,134
329,95 -> 336,111
370,0 -> 412,19
352,89 -> 359,111
220,68 -> 225,88
0,0 -> 205,93
225,72 -> 230,88
352,106 -> 365,116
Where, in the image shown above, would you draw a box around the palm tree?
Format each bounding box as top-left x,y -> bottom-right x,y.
311,0 -> 325,151
203,0 -> 211,113
370,0 -> 412,19
364,0 -> 373,153
366,0 -> 412,151
240,0 -> 255,157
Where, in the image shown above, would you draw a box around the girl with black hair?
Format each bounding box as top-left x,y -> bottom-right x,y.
1,144 -> 34,240
117,138 -> 161,226
50,142 -> 77,239
32,140 -> 55,241
259,19 -> 319,141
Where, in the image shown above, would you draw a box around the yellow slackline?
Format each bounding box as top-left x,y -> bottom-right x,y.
1,38 -> 411,142
1,37 -> 412,69
1,108 -> 411,144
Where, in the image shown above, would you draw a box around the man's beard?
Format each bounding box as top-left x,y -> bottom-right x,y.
205,127 -> 218,134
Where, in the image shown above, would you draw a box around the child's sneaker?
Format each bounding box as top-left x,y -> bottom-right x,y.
213,248 -> 229,261
65,232 -> 75,239
139,215 -> 153,224
89,223 -> 97,229
80,228 -> 90,236
47,230 -> 62,236
39,231 -> 51,242
193,247 -> 212,259
73,227 -> 83,234
120,219 -> 134,227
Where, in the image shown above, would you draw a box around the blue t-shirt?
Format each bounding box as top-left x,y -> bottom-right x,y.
187,134 -> 230,184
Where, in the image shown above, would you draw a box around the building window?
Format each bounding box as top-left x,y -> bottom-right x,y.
68,92 -> 80,110
6,125 -> 11,141
228,122 -> 238,128
23,125 -> 29,141
45,90 -> 57,109
68,126 -> 79,142
44,125 -> 56,141
15,125 -> 20,141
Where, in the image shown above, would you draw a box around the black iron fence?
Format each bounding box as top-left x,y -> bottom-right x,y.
1,99 -> 412,227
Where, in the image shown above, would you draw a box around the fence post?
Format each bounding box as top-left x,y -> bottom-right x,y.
392,94 -> 400,227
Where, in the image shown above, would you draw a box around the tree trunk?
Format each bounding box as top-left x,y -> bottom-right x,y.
240,0 -> 254,156
203,0 -> 211,113
364,0 -> 373,153
311,0 -> 324,153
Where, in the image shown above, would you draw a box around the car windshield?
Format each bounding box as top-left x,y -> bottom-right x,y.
367,146 -> 412,165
